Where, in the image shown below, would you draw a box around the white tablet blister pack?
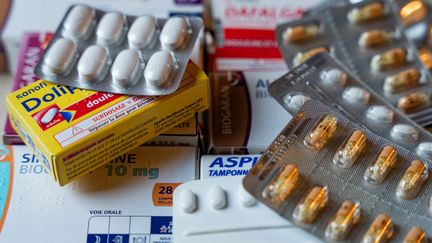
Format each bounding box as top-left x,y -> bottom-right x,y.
269,53 -> 432,161
34,4 -> 203,96
173,176 -> 322,243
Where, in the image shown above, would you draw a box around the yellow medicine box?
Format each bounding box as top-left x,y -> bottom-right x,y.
6,62 -> 209,186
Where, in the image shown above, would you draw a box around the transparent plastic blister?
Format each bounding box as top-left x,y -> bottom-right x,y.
243,100 -> 432,242
275,0 -> 432,125
34,4 -> 203,96
269,53 -> 432,161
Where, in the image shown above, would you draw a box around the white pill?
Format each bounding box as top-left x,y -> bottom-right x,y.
43,38 -> 76,75
284,94 -> 310,111
209,185 -> 227,210
41,108 -> 59,124
238,185 -> 256,207
366,105 -> 394,123
343,87 -> 370,105
78,45 -> 108,82
128,16 -> 157,49
320,68 -> 347,86
179,189 -> 197,213
160,16 -> 189,50
111,49 -> 141,88
63,5 -> 94,40
144,51 -> 175,87
96,12 -> 125,45
390,124 -> 419,142
416,142 -> 432,159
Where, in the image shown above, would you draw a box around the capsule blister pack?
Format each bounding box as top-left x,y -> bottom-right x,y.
276,0 -> 432,124
243,100 -> 432,242
269,53 -> 432,161
34,4 -> 203,96
173,177 -> 321,243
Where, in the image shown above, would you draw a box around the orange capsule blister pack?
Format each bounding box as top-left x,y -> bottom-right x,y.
276,0 -> 432,126
243,99 -> 432,242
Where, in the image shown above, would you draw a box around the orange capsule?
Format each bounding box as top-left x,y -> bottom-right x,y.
348,2 -> 384,23
292,186 -> 329,224
396,160 -> 429,199
262,164 -> 299,204
397,92 -> 430,113
403,226 -> 427,243
363,145 -> 397,184
383,68 -> 421,93
304,114 -> 338,151
325,201 -> 361,241
371,48 -> 407,71
284,24 -> 319,43
293,46 -> 329,66
361,213 -> 393,243
359,29 -> 393,47
333,130 -> 367,168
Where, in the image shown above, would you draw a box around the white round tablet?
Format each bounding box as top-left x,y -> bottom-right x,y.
63,5 -> 94,40
343,87 -> 370,105
284,94 -> 310,111
416,142 -> 432,159
390,124 -> 419,143
96,12 -> 126,46
111,49 -> 141,88
238,185 -> 256,207
43,38 -> 77,75
144,50 -> 175,87
320,68 -> 347,86
366,106 -> 394,123
160,16 -> 189,50
78,45 -> 108,82
128,15 -> 157,49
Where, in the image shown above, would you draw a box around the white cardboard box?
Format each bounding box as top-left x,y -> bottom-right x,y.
0,145 -> 198,243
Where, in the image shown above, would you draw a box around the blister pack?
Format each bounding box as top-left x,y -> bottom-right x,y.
173,176 -> 322,243
275,0 -> 432,123
243,100 -> 432,242
34,4 -> 203,96
269,53 -> 432,161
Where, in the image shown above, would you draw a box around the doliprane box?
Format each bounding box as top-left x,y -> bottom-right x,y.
6,62 -> 209,186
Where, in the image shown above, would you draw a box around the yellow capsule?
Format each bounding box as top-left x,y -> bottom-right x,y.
363,145 -> 397,184
284,24 -> 319,43
400,0 -> 428,26
262,164 -> 299,204
396,160 -> 429,199
293,46 -> 329,66
358,29 -> 393,47
404,226 -> 427,243
383,68 -> 421,94
371,48 -> 407,71
361,213 -> 393,243
325,201 -> 361,241
397,92 -> 430,113
348,2 -> 384,23
292,186 -> 328,224
304,114 -> 338,151
333,130 -> 367,168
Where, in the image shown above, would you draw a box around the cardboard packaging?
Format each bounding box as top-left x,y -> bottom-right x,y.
0,145 -> 198,243
200,154 -> 261,179
207,71 -> 291,154
7,62 -> 209,186
208,0 -> 324,71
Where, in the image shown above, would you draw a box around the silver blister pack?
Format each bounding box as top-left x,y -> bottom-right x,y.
243,100 -> 432,242
275,0 -> 432,126
269,53 -> 432,161
34,4 -> 203,96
